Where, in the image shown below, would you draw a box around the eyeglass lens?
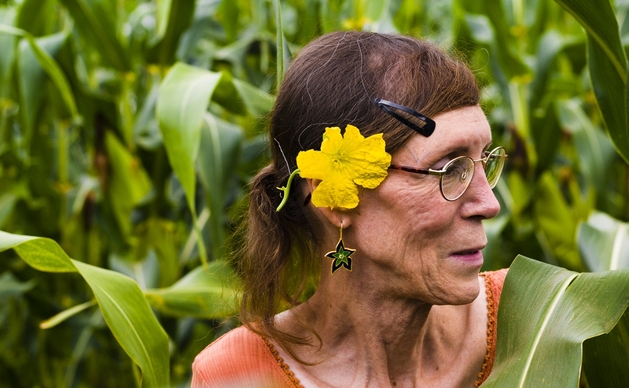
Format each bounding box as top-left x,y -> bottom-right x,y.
485,147 -> 506,188
440,147 -> 506,201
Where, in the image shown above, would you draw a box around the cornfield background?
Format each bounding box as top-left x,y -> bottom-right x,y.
0,0 -> 628,387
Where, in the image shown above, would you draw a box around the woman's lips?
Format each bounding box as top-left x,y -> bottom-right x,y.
450,249 -> 484,266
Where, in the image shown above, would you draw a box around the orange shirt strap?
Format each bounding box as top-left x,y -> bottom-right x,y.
475,268 -> 508,387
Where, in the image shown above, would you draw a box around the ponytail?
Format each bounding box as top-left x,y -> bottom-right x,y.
237,163 -> 318,348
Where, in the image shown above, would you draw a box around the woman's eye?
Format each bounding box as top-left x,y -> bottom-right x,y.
431,157 -> 450,170
445,161 -> 466,177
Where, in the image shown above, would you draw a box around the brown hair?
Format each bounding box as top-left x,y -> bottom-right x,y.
237,31 -> 480,355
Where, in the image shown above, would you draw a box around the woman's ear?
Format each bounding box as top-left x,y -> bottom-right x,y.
304,178 -> 353,229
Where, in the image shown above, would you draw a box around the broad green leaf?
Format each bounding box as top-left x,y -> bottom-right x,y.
157,62 -> 223,266
198,114 -> 243,259
105,132 -> 152,237
582,311 -> 629,388
0,231 -> 169,388
588,37 -> 629,163
578,211 -> 629,272
145,261 -> 240,318
555,0 -> 629,163
73,260 -> 169,388
0,231 -> 75,272
483,255 -> 629,387
157,62 -> 222,216
554,0 -> 627,80
58,0 -> 129,71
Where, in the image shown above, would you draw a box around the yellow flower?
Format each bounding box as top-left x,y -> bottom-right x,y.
296,125 -> 391,209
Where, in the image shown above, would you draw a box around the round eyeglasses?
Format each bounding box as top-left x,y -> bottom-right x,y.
388,146 -> 507,201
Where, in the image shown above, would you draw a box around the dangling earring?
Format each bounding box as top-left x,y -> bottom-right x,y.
325,221 -> 356,274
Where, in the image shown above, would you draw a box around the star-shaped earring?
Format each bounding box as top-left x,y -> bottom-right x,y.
325,223 -> 356,274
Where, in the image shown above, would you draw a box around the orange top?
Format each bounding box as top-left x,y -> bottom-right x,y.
192,269 -> 508,388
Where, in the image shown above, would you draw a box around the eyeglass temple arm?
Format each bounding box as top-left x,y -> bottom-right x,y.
388,165 -> 442,176
374,98 -> 436,137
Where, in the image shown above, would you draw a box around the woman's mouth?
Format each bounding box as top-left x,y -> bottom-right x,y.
450,249 -> 484,266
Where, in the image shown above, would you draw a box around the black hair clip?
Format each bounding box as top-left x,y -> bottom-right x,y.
374,98 -> 435,137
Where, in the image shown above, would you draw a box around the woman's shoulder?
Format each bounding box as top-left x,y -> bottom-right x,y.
193,326 -> 265,366
191,326 -> 298,388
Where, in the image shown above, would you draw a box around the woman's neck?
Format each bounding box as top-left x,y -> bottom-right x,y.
273,273 -> 487,387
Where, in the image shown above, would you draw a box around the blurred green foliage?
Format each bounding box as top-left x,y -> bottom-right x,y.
0,0 -> 628,386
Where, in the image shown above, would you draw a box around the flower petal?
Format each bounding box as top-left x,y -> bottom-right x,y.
349,134 -> 391,188
311,171 -> 360,209
320,127 -> 344,155
295,125 -> 391,209
297,149 -> 332,180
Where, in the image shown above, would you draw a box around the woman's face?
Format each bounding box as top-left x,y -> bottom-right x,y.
346,105 -> 500,305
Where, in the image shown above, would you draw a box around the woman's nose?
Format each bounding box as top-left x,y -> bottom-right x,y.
461,167 -> 501,219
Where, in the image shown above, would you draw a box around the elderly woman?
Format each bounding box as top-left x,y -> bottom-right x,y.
192,31 -> 508,388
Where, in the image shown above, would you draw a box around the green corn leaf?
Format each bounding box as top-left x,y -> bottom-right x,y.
555,0 -> 629,163
582,311 -> 629,388
0,230 -> 169,388
483,255 -> 629,387
145,261 -> 240,318
157,62 -> 222,214
578,211 -> 629,272
588,38 -> 629,164
554,0 -> 626,81
156,62 -> 223,266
